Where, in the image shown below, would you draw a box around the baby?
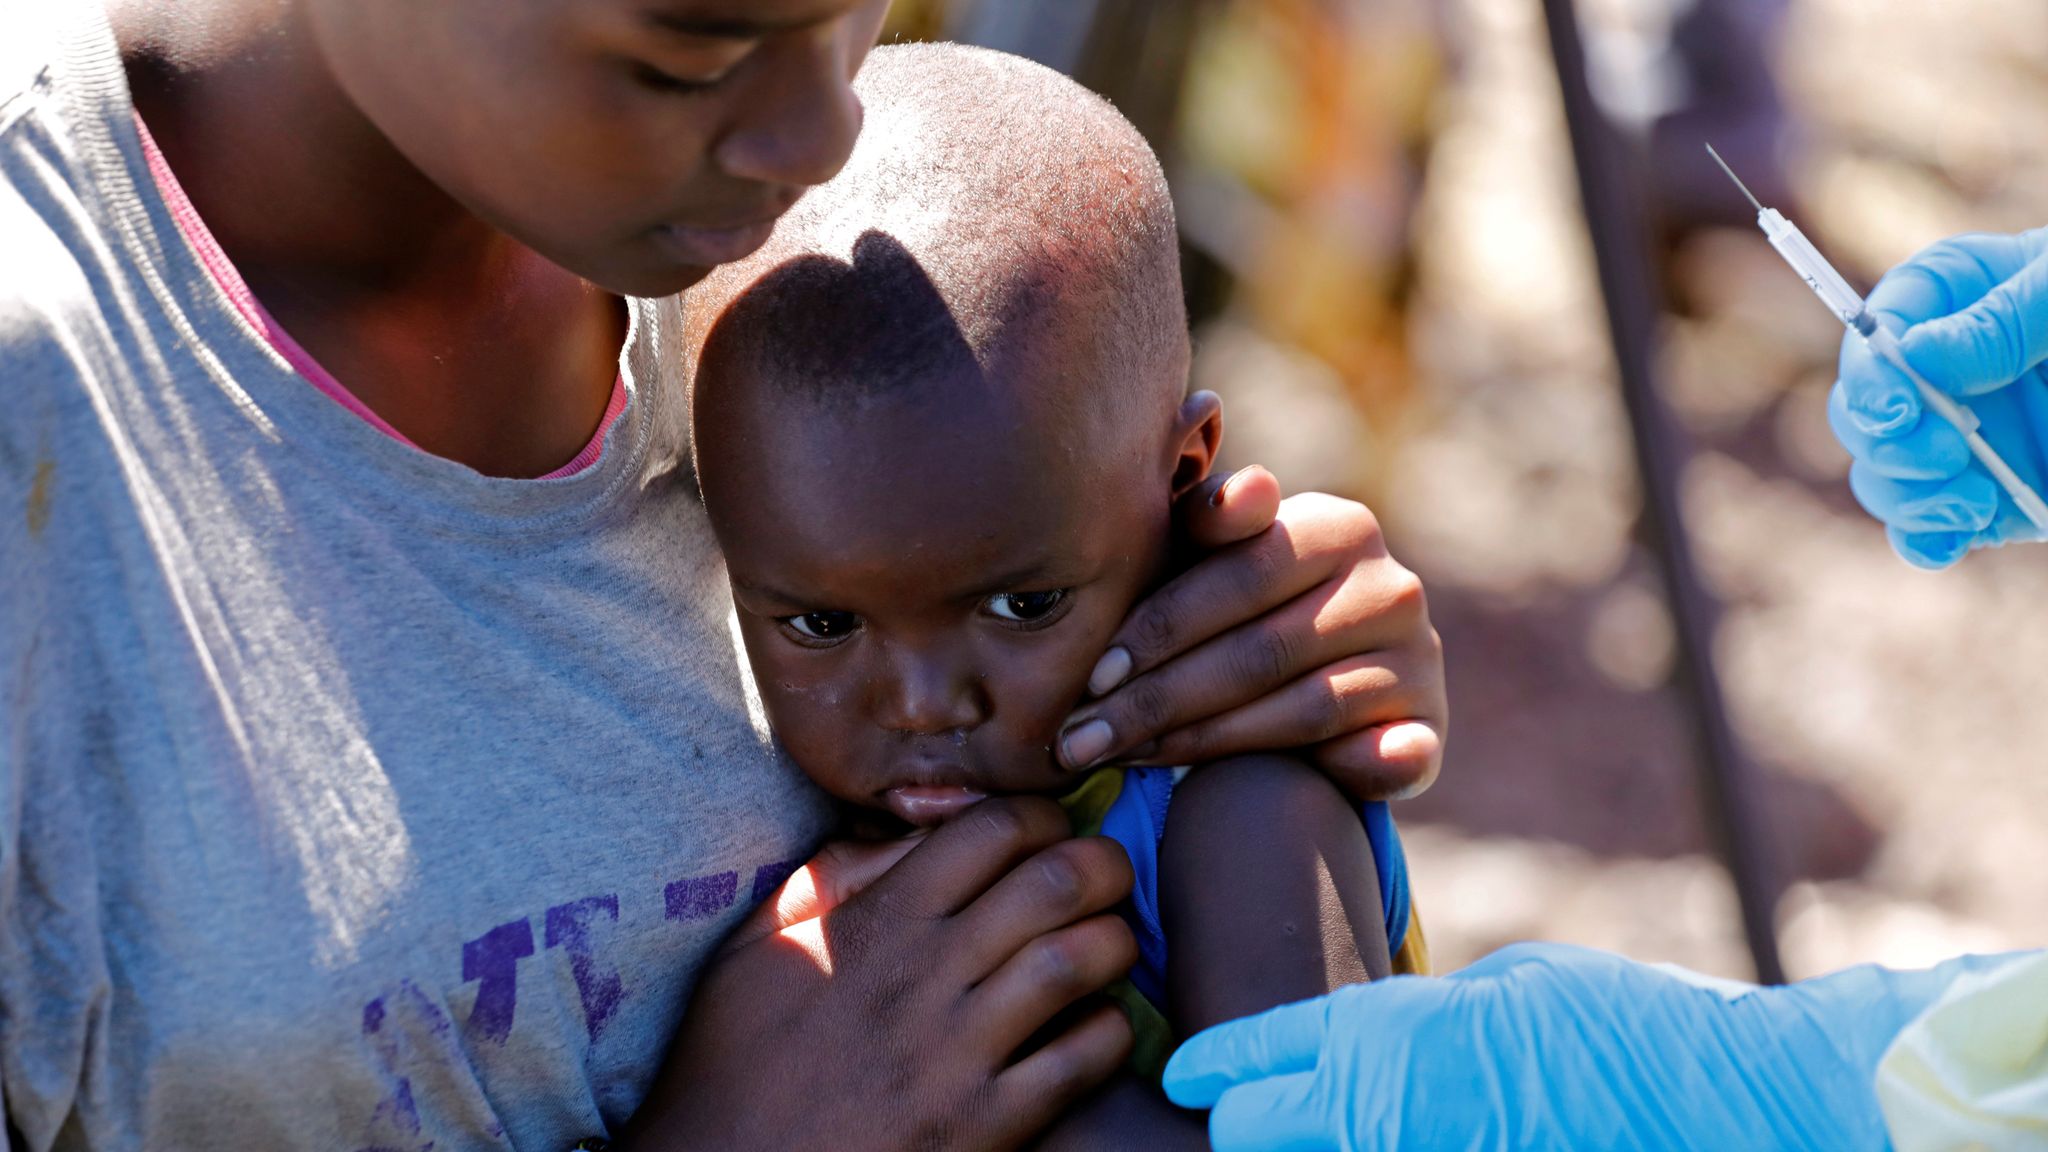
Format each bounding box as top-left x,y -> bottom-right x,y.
684,41 -> 1423,1128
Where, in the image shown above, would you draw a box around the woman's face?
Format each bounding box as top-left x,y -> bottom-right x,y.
303,0 -> 891,296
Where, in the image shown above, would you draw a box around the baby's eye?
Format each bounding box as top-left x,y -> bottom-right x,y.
985,589 -> 1069,623
782,610 -> 860,642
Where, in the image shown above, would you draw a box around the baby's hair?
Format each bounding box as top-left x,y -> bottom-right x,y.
685,41 -> 1186,416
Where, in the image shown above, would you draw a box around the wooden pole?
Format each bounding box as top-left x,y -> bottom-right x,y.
1538,0 -> 1786,983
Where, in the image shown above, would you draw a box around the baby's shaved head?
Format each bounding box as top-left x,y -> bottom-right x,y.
685,41 -> 1187,420
687,43 -> 1225,814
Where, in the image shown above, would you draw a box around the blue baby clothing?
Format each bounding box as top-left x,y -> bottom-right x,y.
1079,767 -> 1417,1008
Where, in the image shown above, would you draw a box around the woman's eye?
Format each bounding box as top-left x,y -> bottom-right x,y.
783,611 -> 859,641
629,61 -> 724,96
986,589 -> 1068,623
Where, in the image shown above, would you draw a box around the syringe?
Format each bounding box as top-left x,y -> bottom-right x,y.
1706,144 -> 2048,537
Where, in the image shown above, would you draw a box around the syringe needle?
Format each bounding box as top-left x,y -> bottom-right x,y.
1705,143 -> 1764,213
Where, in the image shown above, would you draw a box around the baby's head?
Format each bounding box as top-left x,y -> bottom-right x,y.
687,43 -> 1220,826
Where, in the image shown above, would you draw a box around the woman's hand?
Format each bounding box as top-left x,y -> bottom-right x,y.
1058,467 -> 1446,801
623,797 -> 1140,1152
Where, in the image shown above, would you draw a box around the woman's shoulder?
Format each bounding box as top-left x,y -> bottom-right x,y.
0,0 -> 127,161
0,160 -> 143,486
0,0 -> 65,120
0,1 -> 143,366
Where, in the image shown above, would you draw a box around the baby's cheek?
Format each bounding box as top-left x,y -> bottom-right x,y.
755,675 -> 868,793
993,619 -> 1118,737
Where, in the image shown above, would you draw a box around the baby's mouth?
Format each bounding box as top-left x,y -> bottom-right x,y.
882,783 -> 989,826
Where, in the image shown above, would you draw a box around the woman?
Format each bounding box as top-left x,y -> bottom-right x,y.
0,0 -> 1449,1148
1161,228 -> 2048,1151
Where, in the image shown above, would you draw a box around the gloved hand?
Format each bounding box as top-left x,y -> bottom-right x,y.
1829,227 -> 2048,568
1163,942 -> 2022,1152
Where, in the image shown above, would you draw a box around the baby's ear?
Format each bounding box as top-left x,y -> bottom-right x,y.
1168,390 -> 1224,501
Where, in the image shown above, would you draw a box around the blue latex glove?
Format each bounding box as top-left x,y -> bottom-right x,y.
1163,942 -> 2023,1152
1829,227 -> 2048,568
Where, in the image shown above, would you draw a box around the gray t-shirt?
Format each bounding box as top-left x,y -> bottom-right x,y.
0,3 -> 834,1148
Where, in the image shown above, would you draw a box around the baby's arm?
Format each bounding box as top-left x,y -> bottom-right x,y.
1031,756 -> 1392,1150
1158,754 -> 1392,1035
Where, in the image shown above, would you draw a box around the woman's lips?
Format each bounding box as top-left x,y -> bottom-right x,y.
648,217 -> 780,267
883,784 -> 990,827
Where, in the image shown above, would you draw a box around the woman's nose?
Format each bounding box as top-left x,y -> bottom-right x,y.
712,21 -> 866,190
872,644 -> 988,736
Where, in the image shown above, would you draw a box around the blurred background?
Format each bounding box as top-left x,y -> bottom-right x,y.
881,0 -> 2048,980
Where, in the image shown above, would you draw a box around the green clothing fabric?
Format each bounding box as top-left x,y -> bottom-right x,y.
1060,769 -> 1178,1083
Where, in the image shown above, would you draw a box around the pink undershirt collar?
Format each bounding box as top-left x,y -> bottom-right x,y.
133,114 -> 628,480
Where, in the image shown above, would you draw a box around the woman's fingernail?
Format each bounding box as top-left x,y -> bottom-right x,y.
1061,719 -> 1115,769
1087,647 -> 1132,696
1210,470 -> 1239,507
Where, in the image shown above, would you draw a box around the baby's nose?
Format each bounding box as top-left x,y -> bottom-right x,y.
873,645 -> 989,735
